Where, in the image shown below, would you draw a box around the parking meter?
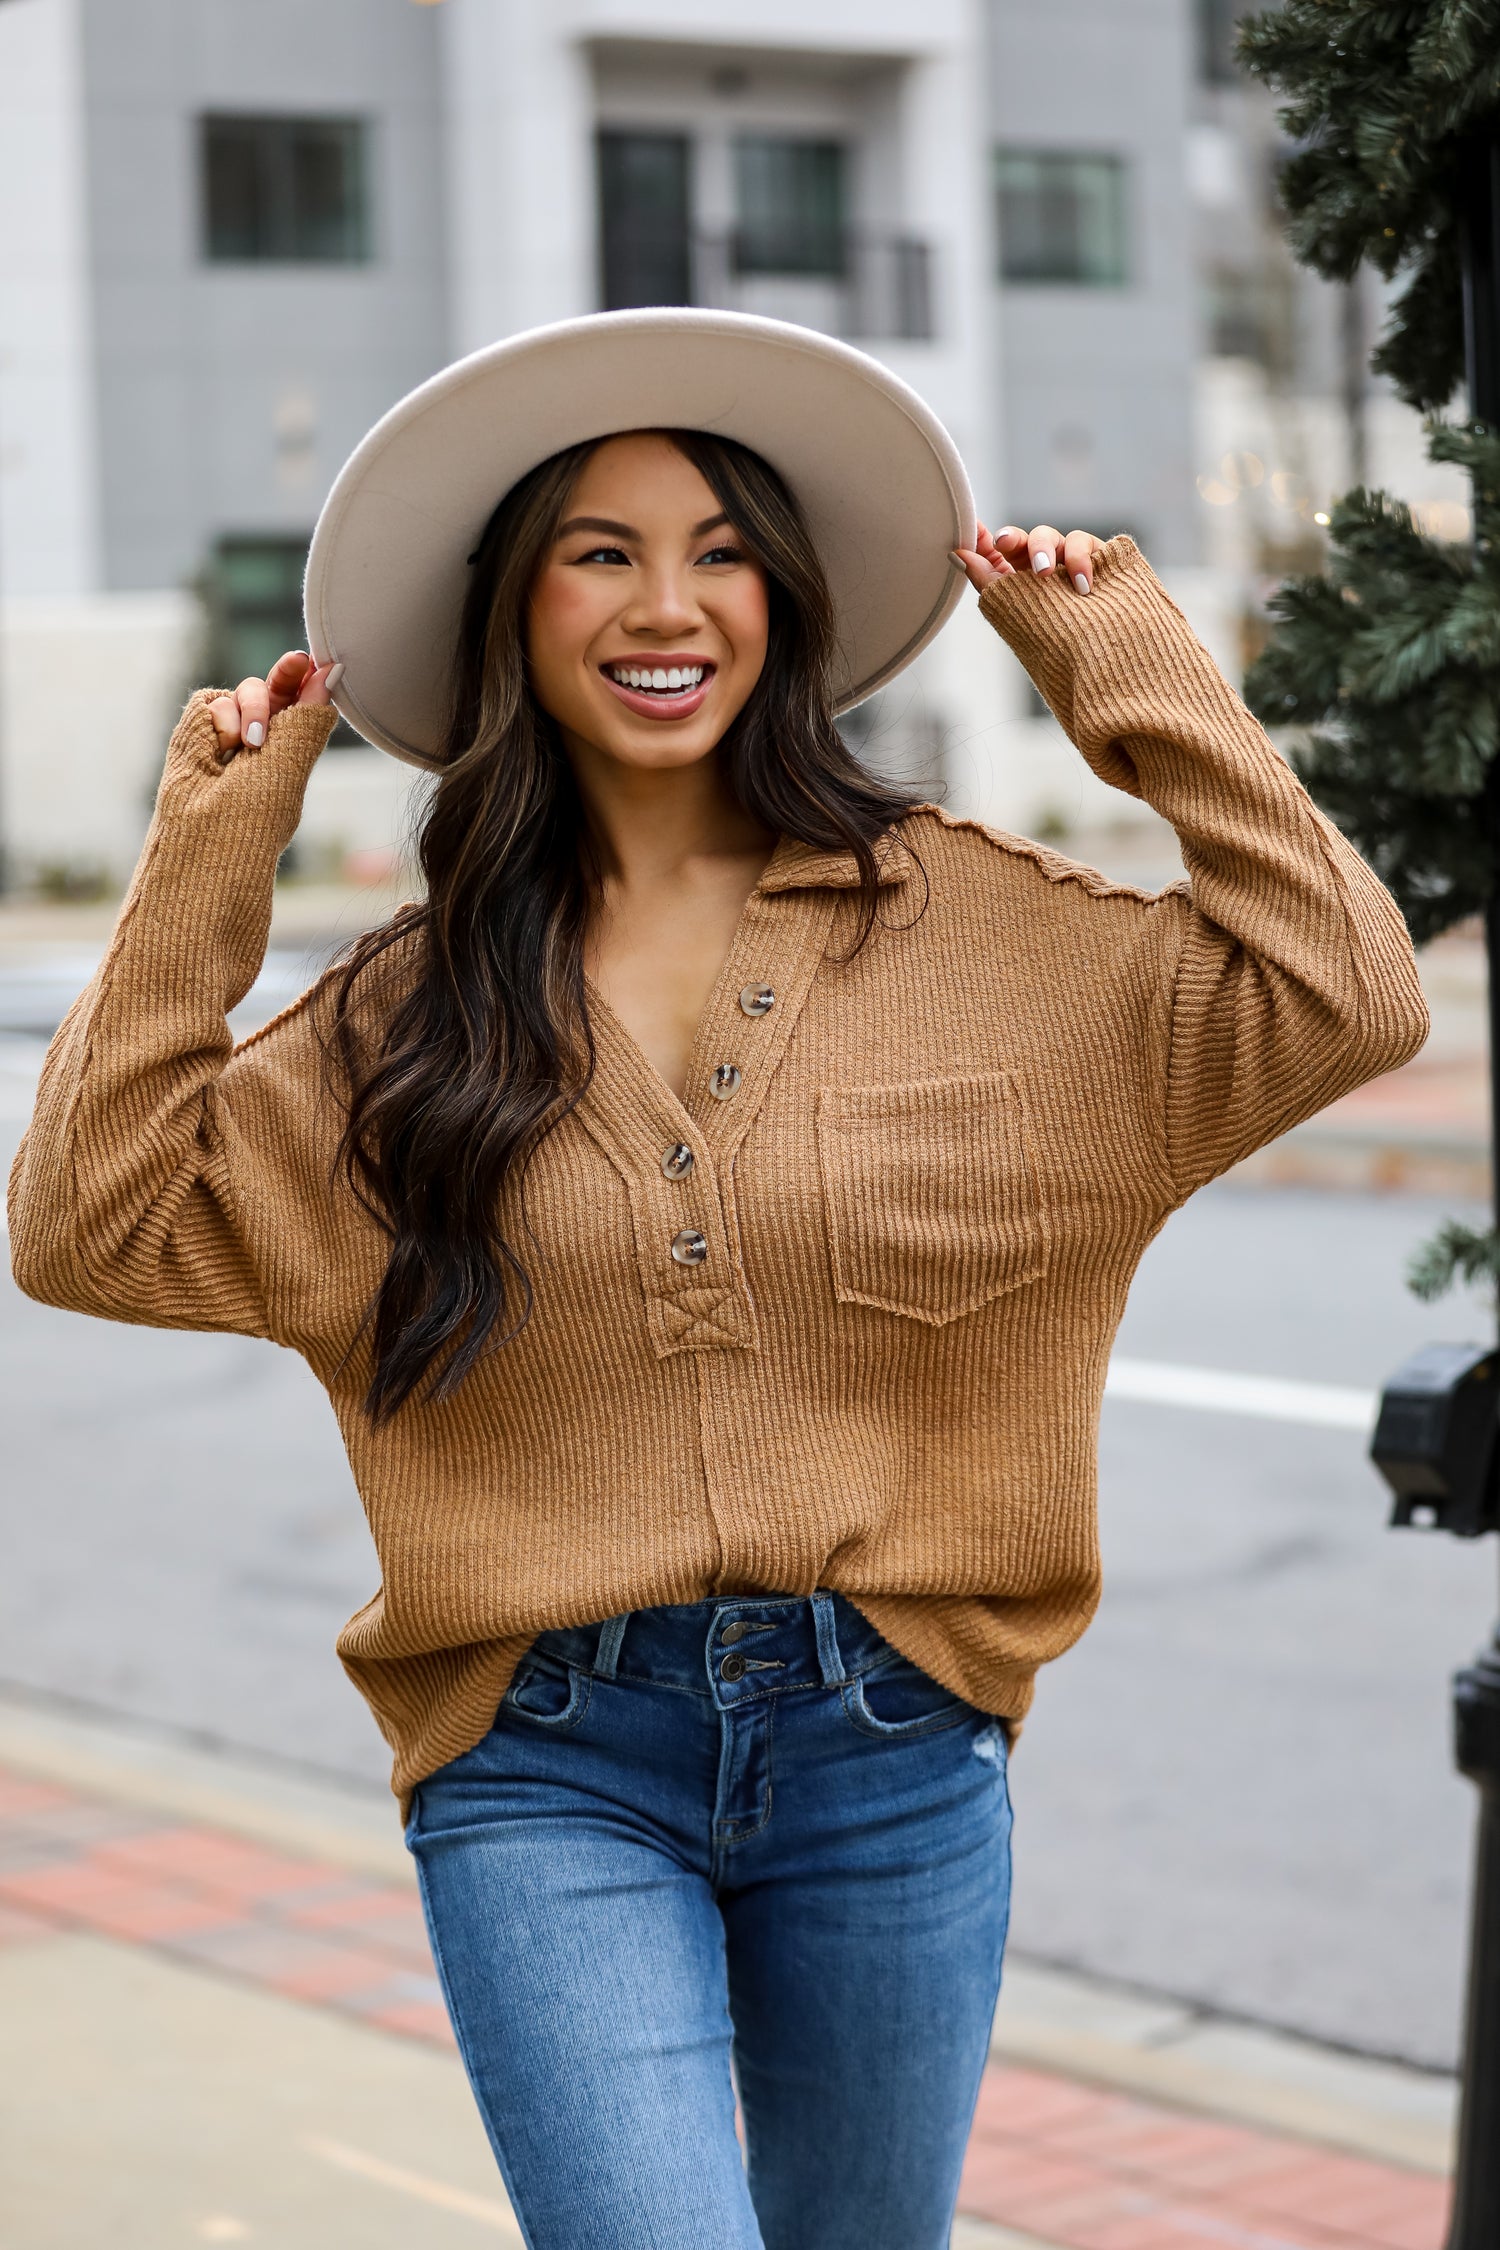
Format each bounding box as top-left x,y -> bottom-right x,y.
1370,1342 -> 1500,1537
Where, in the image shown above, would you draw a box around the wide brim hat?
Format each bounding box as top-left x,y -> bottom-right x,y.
303,309 -> 975,768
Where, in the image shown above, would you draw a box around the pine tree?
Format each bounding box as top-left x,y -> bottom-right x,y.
1238,0 -> 1500,410
1238,0 -> 1500,1299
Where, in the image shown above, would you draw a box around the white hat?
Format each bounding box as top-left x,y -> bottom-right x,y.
303,309 -> 975,768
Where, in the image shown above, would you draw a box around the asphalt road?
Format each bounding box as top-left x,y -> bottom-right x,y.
2,981 -> 1495,2071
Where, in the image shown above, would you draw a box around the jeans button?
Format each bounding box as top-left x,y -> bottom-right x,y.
720,1652 -> 747,1682
721,1621 -> 747,1643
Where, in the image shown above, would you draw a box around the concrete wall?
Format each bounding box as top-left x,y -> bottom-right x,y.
0,592 -> 422,889
0,0 -> 103,598
0,593 -> 194,883
989,0 -> 1200,568
76,0 -> 450,593
439,0 -> 596,351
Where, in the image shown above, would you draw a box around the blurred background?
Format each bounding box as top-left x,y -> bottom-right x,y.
0,2 -> 1489,2242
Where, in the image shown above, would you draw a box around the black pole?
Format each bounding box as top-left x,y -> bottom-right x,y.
1340,276 -> 1369,490
1444,130 -> 1500,2250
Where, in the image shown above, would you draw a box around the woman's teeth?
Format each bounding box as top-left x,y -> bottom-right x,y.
606,664 -> 707,695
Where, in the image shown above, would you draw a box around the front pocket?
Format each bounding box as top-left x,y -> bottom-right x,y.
502,1654 -> 591,1731
841,1656 -> 973,1740
816,1071 -> 1048,1325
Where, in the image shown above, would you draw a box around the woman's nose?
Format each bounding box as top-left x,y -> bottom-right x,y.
623,567 -> 698,634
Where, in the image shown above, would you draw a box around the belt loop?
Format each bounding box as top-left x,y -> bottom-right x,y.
593,1613 -> 629,1679
812,1591 -> 846,1685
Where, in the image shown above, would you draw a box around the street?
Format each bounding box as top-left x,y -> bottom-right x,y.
2,953 -> 1495,2076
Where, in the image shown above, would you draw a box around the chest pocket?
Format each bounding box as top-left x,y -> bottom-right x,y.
816,1071 -> 1048,1326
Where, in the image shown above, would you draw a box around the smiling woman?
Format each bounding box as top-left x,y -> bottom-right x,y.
324,421 -> 912,1419
6,310 -> 1430,2250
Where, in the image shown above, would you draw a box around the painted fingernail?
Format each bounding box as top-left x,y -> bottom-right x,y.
1074,573 -> 1091,595
999,526 -> 1024,539
244,721 -> 265,747
1032,551 -> 1053,573
325,661 -> 345,692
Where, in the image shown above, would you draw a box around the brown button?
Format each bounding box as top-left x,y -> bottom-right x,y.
720,1652 -> 747,1682
739,984 -> 775,1018
721,1621 -> 747,1643
671,1228 -> 708,1267
662,1142 -> 694,1180
710,1064 -> 742,1101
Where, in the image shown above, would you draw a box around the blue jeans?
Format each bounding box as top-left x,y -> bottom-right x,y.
404,1591 -> 1013,2250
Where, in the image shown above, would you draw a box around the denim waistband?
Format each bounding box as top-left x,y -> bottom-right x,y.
526,1592 -> 899,1708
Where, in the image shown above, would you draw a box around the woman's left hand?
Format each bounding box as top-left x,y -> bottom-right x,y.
952,523 -> 1106,598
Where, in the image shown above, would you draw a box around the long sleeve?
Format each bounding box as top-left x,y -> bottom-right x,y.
7,691 -> 337,1331
980,536 -> 1430,1197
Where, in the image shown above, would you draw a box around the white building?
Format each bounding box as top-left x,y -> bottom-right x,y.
0,0 -> 1206,891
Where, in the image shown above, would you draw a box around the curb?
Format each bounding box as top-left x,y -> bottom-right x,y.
990,1960 -> 1454,2177
0,1684 -> 411,1884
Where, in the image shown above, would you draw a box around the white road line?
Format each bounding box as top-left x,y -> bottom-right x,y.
1106,1356 -> 1375,1432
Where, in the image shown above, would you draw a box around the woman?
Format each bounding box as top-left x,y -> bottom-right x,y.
8,312 -> 1427,2250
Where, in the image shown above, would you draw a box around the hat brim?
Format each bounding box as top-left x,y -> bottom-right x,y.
303,310 -> 976,769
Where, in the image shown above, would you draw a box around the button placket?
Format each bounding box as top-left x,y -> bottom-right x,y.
679,891 -> 837,1182
574,882 -> 840,1359
574,1034 -> 747,1353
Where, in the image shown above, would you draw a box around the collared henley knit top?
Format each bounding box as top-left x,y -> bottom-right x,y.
7,539 -> 1429,1818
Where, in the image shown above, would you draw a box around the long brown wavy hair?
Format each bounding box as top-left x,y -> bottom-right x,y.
325,428 -> 922,1420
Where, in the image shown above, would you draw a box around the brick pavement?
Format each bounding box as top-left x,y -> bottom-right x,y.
0,1761 -> 1452,2250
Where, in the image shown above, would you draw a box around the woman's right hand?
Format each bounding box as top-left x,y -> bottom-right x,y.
208,650 -> 343,760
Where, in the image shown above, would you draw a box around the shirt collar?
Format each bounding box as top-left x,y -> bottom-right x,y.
755,826 -> 915,895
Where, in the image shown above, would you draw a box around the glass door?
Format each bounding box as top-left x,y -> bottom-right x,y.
597,131 -> 693,308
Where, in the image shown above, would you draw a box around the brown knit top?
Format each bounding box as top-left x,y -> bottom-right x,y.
7,539 -> 1429,1817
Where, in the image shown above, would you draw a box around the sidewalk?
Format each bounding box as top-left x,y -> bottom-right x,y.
0,1691 -> 1456,2250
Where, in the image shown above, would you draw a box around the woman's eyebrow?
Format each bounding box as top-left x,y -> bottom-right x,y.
556,515 -> 638,539
554,512 -> 733,540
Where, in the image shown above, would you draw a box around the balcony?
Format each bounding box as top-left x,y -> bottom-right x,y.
600,224 -> 934,343
596,127 -> 935,344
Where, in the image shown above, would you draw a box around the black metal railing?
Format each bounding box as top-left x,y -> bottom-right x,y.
600,226 -> 935,344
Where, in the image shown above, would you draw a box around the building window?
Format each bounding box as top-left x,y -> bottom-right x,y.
996,150 -> 1128,286
203,537 -> 357,745
598,131 -> 693,309
202,116 -> 370,263
733,137 -> 847,277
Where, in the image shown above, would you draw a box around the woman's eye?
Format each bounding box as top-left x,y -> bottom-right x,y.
575,545 -> 631,566
698,545 -> 746,566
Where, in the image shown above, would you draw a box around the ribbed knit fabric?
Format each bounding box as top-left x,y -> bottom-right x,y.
7,538 -> 1429,1820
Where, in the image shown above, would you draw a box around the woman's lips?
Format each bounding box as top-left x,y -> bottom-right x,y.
599,666 -> 715,722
